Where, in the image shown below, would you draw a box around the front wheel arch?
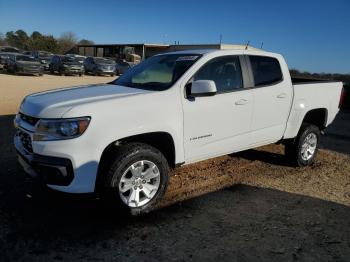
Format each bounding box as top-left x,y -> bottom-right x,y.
95,132 -> 176,193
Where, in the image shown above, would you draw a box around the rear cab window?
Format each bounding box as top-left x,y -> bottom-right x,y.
249,56 -> 283,86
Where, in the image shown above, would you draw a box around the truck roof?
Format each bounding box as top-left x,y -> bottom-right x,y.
159,48 -> 280,58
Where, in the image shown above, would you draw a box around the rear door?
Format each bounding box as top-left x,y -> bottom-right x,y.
246,55 -> 292,145
183,55 -> 254,163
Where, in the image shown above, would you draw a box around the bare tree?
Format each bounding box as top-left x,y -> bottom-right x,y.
58,31 -> 78,54
78,39 -> 95,45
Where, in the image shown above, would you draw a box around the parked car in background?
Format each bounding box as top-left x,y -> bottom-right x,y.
0,46 -> 20,53
65,54 -> 86,64
6,53 -> 43,76
49,55 -> 84,76
31,51 -> 54,71
115,59 -> 132,75
84,57 -> 116,76
14,49 -> 343,214
0,52 -> 14,70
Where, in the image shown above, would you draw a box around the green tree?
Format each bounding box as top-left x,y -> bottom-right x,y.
5,30 -> 30,50
41,35 -> 59,53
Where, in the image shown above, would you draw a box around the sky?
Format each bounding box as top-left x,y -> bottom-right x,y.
0,0 -> 349,74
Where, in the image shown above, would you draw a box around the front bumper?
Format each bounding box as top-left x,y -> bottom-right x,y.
15,132 -> 74,186
13,114 -> 100,193
41,63 -> 50,70
17,66 -> 43,75
63,67 -> 84,74
94,68 -> 116,75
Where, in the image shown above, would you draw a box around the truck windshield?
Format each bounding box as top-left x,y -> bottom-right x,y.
95,58 -> 115,64
112,54 -> 201,90
16,55 -> 36,62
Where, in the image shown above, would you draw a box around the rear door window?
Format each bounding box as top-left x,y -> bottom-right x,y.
249,56 -> 283,86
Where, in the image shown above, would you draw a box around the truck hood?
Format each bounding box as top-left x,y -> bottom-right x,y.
20,84 -> 150,118
17,61 -> 41,67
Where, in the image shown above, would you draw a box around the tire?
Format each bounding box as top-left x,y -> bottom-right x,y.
103,143 -> 169,215
285,123 -> 320,167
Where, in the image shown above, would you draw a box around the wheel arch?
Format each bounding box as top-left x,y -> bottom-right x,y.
95,131 -> 176,192
301,108 -> 328,130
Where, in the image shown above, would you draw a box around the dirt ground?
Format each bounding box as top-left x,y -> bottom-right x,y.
0,73 -> 349,262
0,73 -> 113,115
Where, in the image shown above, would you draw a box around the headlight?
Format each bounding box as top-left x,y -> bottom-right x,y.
33,117 -> 90,141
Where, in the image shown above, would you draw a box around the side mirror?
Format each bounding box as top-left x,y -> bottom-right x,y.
190,80 -> 217,97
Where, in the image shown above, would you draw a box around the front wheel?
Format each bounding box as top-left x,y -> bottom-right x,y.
285,124 -> 320,166
104,143 -> 169,215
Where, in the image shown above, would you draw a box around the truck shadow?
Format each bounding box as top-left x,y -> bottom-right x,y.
0,114 -> 350,260
232,149 -> 291,167
321,109 -> 350,155
1,181 -> 350,261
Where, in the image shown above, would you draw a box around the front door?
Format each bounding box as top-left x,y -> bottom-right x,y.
183,55 -> 254,163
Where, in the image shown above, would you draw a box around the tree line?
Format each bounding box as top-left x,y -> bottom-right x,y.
0,29 -> 94,54
290,69 -> 350,85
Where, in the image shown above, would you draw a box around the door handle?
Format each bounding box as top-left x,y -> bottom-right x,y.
235,99 -> 248,105
277,93 -> 287,98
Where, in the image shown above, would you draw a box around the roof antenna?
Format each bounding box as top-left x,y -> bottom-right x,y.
219,34 -> 222,44
260,42 -> 264,49
245,40 -> 250,50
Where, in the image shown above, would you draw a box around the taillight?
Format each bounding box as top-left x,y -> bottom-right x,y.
339,86 -> 345,109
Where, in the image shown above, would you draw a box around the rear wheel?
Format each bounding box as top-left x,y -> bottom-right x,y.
104,143 -> 169,215
285,124 -> 320,166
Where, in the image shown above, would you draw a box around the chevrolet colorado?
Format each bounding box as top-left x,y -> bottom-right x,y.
14,49 -> 344,214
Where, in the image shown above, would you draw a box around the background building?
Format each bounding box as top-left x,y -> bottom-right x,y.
75,43 -> 259,60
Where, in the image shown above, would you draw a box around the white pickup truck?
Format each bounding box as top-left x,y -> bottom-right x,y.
14,49 -> 344,214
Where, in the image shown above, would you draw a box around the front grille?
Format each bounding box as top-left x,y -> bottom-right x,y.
103,66 -> 113,71
18,129 -> 33,153
19,113 -> 39,126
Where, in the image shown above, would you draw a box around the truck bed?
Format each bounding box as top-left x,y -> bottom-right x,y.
283,79 -> 343,139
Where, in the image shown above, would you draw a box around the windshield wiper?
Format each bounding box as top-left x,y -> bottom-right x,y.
110,81 -> 167,91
